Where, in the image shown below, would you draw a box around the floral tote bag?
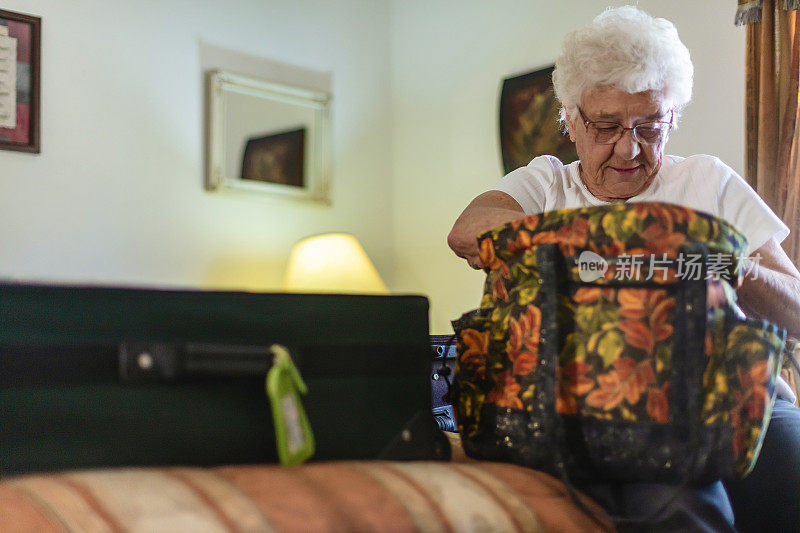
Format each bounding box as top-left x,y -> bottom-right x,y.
453,202 -> 786,483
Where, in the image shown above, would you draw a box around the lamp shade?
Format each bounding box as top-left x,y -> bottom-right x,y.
283,233 -> 389,294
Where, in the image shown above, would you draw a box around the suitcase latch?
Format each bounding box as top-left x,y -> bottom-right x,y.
118,342 -> 180,383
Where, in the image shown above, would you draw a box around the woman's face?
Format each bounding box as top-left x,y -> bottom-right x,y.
565,87 -> 671,201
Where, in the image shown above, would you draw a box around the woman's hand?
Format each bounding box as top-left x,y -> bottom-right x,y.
447,191 -> 525,269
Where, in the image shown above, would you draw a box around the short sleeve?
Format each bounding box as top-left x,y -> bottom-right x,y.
493,156 -> 559,215
716,161 -> 789,254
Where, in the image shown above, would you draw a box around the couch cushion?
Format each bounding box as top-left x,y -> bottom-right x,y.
0,461 -> 613,532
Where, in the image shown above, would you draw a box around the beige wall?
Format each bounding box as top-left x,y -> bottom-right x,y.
0,0 -> 395,292
389,0 -> 747,332
0,1 -> 746,335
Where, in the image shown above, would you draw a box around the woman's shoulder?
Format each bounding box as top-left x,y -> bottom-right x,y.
524,154 -> 574,175
661,154 -> 738,184
499,155 -> 558,188
500,155 -> 573,190
495,155 -> 578,213
663,154 -> 736,172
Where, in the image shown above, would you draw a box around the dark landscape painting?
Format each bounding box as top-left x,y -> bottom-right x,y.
499,66 -> 577,173
240,127 -> 305,187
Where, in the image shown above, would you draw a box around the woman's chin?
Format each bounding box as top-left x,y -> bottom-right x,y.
603,171 -> 654,198
602,182 -> 649,201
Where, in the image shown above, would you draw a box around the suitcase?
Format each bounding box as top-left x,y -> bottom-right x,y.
0,283 -> 438,474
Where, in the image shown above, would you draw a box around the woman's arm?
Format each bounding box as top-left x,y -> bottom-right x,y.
737,237 -> 800,339
447,191 -> 525,269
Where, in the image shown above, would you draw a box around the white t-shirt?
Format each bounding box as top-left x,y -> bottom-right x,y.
494,154 -> 789,254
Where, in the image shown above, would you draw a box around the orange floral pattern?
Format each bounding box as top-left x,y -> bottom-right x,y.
647,382 -> 671,423
479,237 -> 505,271
573,287 -> 602,304
459,328 -> 489,380
506,305 -> 541,376
615,290 -> 674,354
731,360 -> 771,456
585,358 -> 656,411
641,223 -> 687,257
555,217 -> 589,256
633,203 -> 694,231
506,231 -> 532,255
556,361 -> 593,415
454,202 -> 785,478
487,371 -> 523,410
492,275 -> 509,302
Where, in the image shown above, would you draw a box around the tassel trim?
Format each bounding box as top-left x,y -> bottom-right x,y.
735,0 -> 763,25
781,0 -> 799,10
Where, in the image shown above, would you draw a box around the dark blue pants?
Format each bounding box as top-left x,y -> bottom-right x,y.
580,481 -> 735,533
578,400 -> 800,532
578,480 -> 735,532
724,399 -> 800,532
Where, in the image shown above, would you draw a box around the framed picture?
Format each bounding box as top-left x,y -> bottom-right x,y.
241,128 -> 305,187
0,9 -> 40,154
499,65 -> 576,173
206,70 -> 331,204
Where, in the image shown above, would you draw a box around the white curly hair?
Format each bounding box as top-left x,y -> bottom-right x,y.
552,5 -> 694,127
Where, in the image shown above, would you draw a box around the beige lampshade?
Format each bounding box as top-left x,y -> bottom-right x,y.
283,233 -> 389,294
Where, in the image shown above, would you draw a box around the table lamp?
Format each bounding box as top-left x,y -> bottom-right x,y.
283,233 -> 389,294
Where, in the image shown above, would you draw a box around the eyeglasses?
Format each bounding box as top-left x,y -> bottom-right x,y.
577,107 -> 673,145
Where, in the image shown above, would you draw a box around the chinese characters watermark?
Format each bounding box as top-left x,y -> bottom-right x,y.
577,250 -> 762,282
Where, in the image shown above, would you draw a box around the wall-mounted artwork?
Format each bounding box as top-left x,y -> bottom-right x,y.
241,128 -> 305,187
499,65 -> 576,173
206,70 -> 331,204
0,9 -> 40,154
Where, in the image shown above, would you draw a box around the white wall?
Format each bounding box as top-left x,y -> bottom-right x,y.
389,0 -> 747,332
0,1 -> 748,335
0,0 -> 394,292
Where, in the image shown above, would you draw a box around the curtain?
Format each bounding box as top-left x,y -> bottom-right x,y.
737,0 -> 800,263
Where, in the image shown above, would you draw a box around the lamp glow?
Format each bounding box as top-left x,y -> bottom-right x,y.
283,233 -> 389,294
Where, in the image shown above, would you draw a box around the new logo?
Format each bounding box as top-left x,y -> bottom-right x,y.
578,251 -> 608,282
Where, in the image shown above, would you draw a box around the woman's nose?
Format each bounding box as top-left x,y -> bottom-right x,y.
614,129 -> 641,159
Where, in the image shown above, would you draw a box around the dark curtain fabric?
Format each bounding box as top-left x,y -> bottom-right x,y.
737,0 -> 800,264
737,0 -> 800,25
737,0 -> 800,405
736,0 -> 800,401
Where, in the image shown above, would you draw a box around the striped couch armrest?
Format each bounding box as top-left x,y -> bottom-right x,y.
0,461 -> 613,532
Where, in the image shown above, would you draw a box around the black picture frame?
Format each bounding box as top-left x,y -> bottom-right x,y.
499,65 -> 576,173
0,9 -> 40,154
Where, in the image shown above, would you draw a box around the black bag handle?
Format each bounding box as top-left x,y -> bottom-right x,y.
535,242 -> 712,528
536,244 -> 615,528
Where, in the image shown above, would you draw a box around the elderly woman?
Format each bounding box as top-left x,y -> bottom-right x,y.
448,6 -> 800,532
